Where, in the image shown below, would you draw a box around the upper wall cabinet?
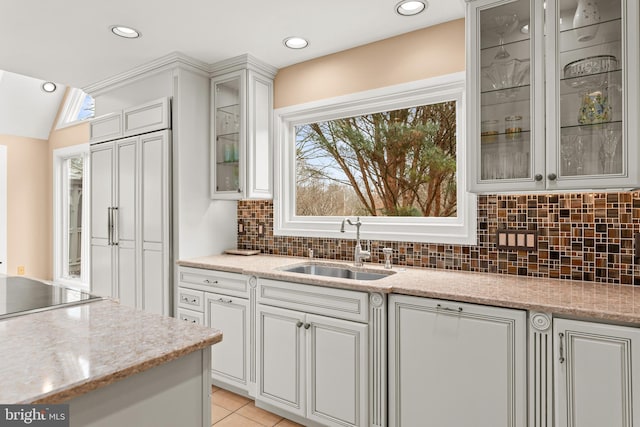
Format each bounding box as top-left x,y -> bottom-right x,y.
467,0 -> 639,192
210,55 -> 276,200
89,97 -> 171,144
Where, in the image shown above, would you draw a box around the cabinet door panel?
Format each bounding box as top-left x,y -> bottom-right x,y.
256,304 -> 305,418
117,246 -> 136,308
306,314 -> 368,427
206,294 -> 250,389
115,138 -> 138,243
90,145 -> 113,241
90,245 -> 113,298
554,318 -> 640,427
389,295 -> 527,427
142,250 -> 164,315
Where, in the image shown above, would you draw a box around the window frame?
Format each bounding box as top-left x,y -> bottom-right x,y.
55,87 -> 95,129
53,144 -> 90,290
274,72 -> 477,245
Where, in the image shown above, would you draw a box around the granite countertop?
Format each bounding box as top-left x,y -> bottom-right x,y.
178,254 -> 640,325
0,299 -> 222,404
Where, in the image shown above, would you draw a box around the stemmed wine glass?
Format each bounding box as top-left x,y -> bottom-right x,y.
493,14 -> 519,60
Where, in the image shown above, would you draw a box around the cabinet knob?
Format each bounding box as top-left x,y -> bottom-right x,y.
547,173 -> 557,181
304,323 -> 311,329
296,321 -> 303,328
534,174 -> 543,182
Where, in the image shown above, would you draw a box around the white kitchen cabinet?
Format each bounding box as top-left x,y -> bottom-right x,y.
256,278 -> 371,427
467,0 -> 640,192
206,292 -> 250,390
257,304 -> 368,427
90,100 -> 171,317
177,266 -> 255,396
210,55 -> 276,200
554,318 -> 640,427
388,294 -> 527,427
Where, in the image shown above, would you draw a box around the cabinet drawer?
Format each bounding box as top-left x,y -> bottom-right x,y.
258,278 -> 369,323
178,267 -> 250,298
177,287 -> 205,311
176,307 -> 204,325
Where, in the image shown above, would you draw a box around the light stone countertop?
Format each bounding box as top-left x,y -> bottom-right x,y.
178,254 -> 640,325
0,299 -> 222,404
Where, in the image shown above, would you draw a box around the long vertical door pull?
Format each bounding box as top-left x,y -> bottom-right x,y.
107,207 -> 113,245
112,207 -> 119,246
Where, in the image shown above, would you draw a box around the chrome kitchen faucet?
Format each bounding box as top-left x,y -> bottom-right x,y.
340,217 -> 371,267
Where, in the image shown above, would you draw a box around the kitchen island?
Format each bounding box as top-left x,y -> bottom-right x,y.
0,297 -> 222,426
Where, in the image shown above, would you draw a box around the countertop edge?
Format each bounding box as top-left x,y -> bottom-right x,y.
27,334 -> 222,404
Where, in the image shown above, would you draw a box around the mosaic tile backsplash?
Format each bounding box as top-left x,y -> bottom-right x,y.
237,193 -> 640,285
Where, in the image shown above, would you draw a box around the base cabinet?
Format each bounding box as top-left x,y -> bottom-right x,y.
257,304 -> 368,427
206,293 -> 250,390
554,318 -> 640,427
177,266 -> 253,395
388,294 -> 527,427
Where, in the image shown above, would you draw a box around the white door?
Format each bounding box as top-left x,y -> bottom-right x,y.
388,295 -> 527,427
140,131 -> 170,315
256,304 -> 306,418
90,143 -> 114,297
115,137 -> 138,308
206,293 -> 250,390
554,318 -> 640,427
306,313 -> 368,427
0,145 -> 6,274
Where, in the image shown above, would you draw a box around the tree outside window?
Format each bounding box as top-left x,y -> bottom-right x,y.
295,101 -> 457,218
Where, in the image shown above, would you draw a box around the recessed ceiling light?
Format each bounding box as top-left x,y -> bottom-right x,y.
110,25 -> 141,39
283,36 -> 309,49
396,0 -> 427,16
41,82 -> 57,93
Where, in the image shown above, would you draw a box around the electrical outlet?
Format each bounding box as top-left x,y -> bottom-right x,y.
17,266 -> 25,275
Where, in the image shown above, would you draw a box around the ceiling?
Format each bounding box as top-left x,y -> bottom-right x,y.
0,0 -> 465,90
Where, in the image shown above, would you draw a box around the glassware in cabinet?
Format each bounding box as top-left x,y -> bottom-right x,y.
554,0 -> 624,180
478,0 -> 534,183
213,76 -> 242,194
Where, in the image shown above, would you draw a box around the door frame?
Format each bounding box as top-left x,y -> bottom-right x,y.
0,145 -> 6,274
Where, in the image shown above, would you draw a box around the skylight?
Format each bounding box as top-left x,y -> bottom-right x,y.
56,88 -> 95,129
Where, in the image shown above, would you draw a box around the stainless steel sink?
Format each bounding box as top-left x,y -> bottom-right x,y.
281,263 -> 394,281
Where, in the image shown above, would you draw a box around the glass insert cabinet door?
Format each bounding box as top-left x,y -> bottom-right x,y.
550,0 -> 626,183
213,75 -> 243,194
474,0 -> 538,188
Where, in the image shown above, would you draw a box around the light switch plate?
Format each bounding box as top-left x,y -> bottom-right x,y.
496,229 -> 538,251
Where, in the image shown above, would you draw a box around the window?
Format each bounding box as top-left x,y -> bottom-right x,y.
56,88 -> 95,129
53,145 -> 90,289
274,73 -> 477,244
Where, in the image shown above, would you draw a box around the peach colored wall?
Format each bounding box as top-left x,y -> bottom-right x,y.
274,19 -> 465,108
0,87 -> 89,280
0,134 -> 49,278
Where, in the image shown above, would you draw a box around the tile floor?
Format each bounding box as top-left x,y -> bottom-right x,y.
211,385 -> 304,427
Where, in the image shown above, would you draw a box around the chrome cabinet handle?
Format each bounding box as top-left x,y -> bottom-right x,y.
547,173 -> 557,181
436,303 -> 463,313
534,174 -> 543,182
203,279 -> 219,284
559,332 -> 565,363
217,298 -> 232,304
296,321 -> 303,328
